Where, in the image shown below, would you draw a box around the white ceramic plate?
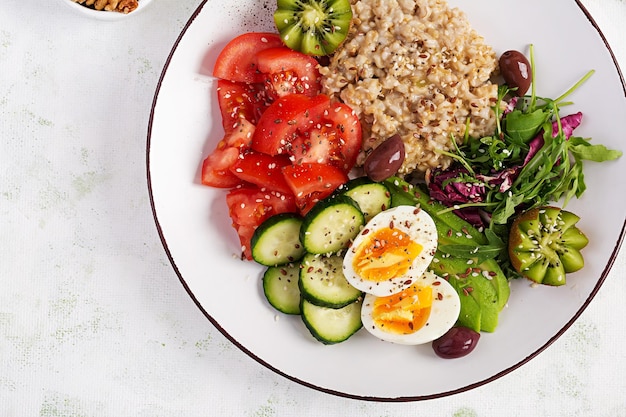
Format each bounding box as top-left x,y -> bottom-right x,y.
147,0 -> 626,401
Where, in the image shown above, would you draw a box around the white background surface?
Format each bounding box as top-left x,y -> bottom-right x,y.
1,0 -> 625,416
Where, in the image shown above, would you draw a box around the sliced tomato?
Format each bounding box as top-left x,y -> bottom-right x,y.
255,47 -> 322,100
288,109 -> 360,171
282,163 -> 349,214
288,129 -> 334,165
225,186 -> 298,259
223,118 -> 255,148
229,151 -> 293,195
217,79 -> 269,131
324,102 -> 362,171
252,93 -> 330,156
252,94 -> 362,173
201,119 -> 255,188
230,224 -> 256,260
201,147 -> 242,188
213,32 -> 285,83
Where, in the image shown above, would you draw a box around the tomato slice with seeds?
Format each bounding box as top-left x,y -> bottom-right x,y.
213,32 -> 285,83
207,33 -> 362,255
288,102 -> 361,171
201,147 -> 243,188
252,94 -> 362,173
282,162 -> 349,214
324,102 -> 362,171
229,151 -> 293,194
225,186 -> 298,259
201,119 -> 255,188
217,79 -> 269,131
252,93 -> 330,156
255,47 -> 322,100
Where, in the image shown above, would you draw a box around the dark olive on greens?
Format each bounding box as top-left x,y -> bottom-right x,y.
499,50 -> 532,96
363,134 -> 406,182
432,327 -> 480,359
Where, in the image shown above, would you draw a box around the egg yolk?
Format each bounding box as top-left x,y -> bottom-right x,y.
352,227 -> 423,282
371,284 -> 433,334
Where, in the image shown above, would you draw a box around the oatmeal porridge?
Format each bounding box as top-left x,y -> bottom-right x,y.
320,0 -> 499,175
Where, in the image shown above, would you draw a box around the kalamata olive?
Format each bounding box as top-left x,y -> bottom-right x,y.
363,134 -> 405,182
499,50 -> 532,96
432,326 -> 480,359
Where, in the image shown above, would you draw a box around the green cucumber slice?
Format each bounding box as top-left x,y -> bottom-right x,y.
300,194 -> 364,255
335,177 -> 391,222
263,265 -> 302,315
299,253 -> 362,308
251,213 -> 306,266
300,298 -> 362,344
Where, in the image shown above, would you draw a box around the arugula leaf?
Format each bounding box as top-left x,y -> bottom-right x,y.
491,192 -> 525,225
568,137 -> 623,161
427,48 -> 622,231
504,108 -> 549,143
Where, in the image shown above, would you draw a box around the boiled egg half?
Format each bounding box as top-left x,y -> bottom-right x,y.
342,205 -> 438,297
361,270 -> 461,345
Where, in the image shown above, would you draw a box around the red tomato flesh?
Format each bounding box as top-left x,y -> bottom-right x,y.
217,79 -> 269,131
252,94 -> 331,156
324,102 -> 362,171
206,33 -> 365,258
255,47 -> 322,100
200,119 -> 255,188
213,32 -> 284,83
252,94 -> 362,173
229,151 -> 293,195
225,186 -> 298,259
282,162 -> 349,214
201,147 -> 243,188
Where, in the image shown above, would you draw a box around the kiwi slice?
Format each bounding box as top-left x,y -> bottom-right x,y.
508,206 -> 589,286
274,0 -> 353,56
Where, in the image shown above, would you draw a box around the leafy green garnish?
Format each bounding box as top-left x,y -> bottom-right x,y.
505,108 -> 549,143
568,137 -> 624,162
439,228 -> 507,265
442,45 -> 621,226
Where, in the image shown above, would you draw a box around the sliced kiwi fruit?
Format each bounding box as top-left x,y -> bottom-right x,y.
274,0 -> 353,56
508,206 -> 589,286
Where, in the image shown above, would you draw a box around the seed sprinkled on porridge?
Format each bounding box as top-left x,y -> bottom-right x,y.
320,0 -> 499,176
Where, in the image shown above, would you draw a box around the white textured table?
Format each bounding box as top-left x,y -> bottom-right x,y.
1,1 -> 625,415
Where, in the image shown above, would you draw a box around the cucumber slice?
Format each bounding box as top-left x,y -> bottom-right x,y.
274,0 -> 353,56
299,253 -> 362,308
300,194 -> 364,255
300,298 -> 363,344
251,213 -> 306,266
336,177 -> 391,222
263,265 -> 302,315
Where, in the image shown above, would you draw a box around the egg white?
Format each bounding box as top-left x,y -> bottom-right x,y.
342,205 -> 438,297
361,270 -> 461,345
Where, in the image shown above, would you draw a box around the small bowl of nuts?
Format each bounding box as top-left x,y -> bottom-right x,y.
62,0 -> 152,20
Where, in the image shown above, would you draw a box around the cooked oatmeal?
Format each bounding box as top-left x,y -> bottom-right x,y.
320,0 -> 499,176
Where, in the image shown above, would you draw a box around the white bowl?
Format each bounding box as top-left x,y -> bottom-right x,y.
148,0 -> 626,402
61,0 -> 152,20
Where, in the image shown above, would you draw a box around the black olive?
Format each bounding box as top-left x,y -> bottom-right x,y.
432,327 -> 480,359
363,134 -> 406,182
499,50 -> 532,96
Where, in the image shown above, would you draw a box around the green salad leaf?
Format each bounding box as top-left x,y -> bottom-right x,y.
504,108 -> 549,143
